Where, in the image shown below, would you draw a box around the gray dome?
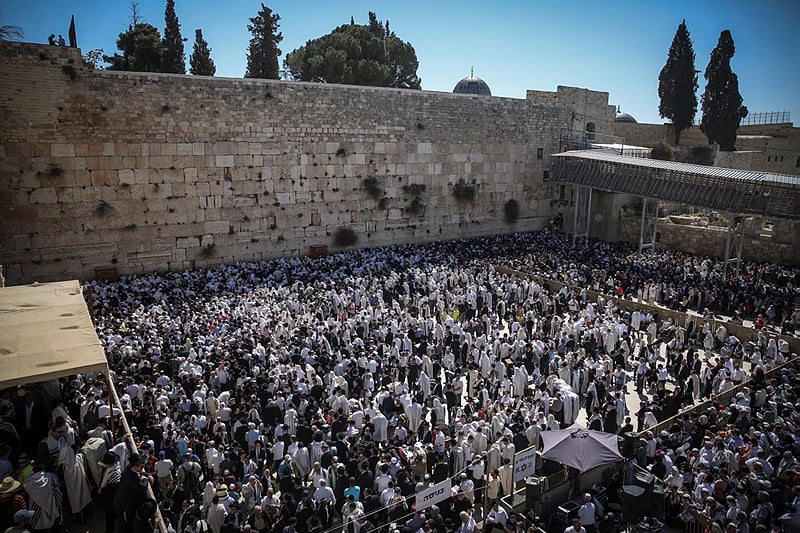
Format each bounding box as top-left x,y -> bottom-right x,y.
453,75 -> 491,96
615,110 -> 637,123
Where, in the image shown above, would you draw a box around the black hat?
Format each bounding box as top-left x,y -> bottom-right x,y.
99,452 -> 118,466
128,454 -> 146,467
137,498 -> 157,520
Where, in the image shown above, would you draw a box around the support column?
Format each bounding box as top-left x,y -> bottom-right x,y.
723,215 -> 745,280
572,185 -> 592,247
638,197 -> 659,256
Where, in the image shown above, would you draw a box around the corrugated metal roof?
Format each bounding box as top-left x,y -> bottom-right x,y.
550,149 -> 800,220
552,150 -> 800,187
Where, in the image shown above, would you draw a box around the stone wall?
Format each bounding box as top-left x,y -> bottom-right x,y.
613,123 -> 709,147
1,42 -> 605,284
618,215 -> 800,265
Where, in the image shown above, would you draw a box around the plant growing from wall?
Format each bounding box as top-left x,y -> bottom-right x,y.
61,64 -> 79,80
199,243 -> 216,258
402,183 -> 426,215
332,227 -> 358,247
38,164 -> 64,179
504,199 -> 520,224
452,181 -> 476,203
96,200 -> 112,217
363,176 -> 383,199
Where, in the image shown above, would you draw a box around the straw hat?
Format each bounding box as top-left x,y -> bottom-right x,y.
0,477 -> 21,494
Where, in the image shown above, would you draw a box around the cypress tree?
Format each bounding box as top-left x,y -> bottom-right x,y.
700,30 -> 748,151
189,29 -> 215,76
245,3 -> 283,79
161,0 -> 185,73
658,20 -> 698,145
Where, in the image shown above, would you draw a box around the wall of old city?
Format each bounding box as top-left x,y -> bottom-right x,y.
0,42 -> 593,284
618,215 -> 800,265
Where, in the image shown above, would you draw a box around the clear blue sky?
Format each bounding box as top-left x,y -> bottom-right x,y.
2,0 -> 798,126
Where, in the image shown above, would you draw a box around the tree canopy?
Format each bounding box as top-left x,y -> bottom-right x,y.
283,12 -> 421,89
161,0 -> 186,73
105,22 -> 164,72
658,19 -> 698,145
189,29 -> 215,76
700,30 -> 748,151
104,4 -> 163,72
245,3 -> 283,79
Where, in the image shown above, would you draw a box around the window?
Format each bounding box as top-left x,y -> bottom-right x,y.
586,122 -> 596,141
537,148 -> 543,160
543,170 -> 550,182
796,156 -> 800,168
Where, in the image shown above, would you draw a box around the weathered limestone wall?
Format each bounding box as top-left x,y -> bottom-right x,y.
527,86 -> 616,138
618,216 -> 800,265
1,42 -> 588,284
613,122 -> 709,147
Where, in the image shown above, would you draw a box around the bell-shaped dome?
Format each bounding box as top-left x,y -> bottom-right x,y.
453,69 -> 491,96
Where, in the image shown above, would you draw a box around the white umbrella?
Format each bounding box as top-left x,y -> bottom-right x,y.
540,423 -> 623,472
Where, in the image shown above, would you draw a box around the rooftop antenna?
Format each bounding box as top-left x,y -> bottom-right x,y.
471,66 -> 474,77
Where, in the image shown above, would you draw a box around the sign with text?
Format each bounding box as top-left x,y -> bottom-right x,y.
512,446 -> 537,483
415,479 -> 452,510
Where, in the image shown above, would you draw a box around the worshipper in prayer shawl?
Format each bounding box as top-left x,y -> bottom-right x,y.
98,452 -> 122,533
57,443 -> 92,520
23,462 -> 63,531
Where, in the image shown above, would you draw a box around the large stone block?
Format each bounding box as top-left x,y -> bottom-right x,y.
51,143 -> 75,157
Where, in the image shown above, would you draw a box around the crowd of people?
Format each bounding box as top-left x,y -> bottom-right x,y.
0,229 -> 797,533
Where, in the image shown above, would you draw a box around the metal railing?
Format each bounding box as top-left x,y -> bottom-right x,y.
740,110 -> 791,126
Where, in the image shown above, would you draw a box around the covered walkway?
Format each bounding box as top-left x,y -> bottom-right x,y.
550,150 -> 800,277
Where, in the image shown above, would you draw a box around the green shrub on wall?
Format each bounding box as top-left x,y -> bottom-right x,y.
332,227 -> 358,247
402,184 -> 426,215
363,177 -> 383,199
504,199 -> 520,223
452,181 -> 476,203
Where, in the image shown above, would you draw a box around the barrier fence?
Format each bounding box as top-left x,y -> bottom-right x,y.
487,261 -> 798,529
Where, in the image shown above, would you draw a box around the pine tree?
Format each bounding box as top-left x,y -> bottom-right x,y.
189,29 -> 215,76
161,0 -> 185,73
658,20 -> 697,145
245,3 -> 282,79
700,30 -> 748,151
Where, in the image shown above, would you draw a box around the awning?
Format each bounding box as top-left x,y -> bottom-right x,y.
0,280 -> 108,389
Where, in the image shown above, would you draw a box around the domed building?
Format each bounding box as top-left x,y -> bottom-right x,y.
614,106 -> 637,123
453,68 -> 491,96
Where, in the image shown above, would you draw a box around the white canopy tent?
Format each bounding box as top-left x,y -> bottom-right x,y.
0,280 -> 109,388
0,280 -> 168,532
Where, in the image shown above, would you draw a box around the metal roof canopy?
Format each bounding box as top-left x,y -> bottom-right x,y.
551,150 -> 800,220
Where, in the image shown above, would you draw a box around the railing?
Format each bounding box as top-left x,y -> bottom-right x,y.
486,261 -> 799,528
740,110 -> 791,126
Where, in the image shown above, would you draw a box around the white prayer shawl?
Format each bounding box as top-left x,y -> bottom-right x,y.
372,413 -> 388,442
512,367 -> 527,398
432,398 -> 445,424
81,436 -> 108,488
25,470 -> 62,530
487,444 -> 502,473
563,392 -> 580,426
294,447 -> 311,477
405,403 -> 423,432
451,444 -> 466,474
57,445 -> 92,513
498,463 -> 513,496
479,352 -> 492,378
419,372 -> 431,400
